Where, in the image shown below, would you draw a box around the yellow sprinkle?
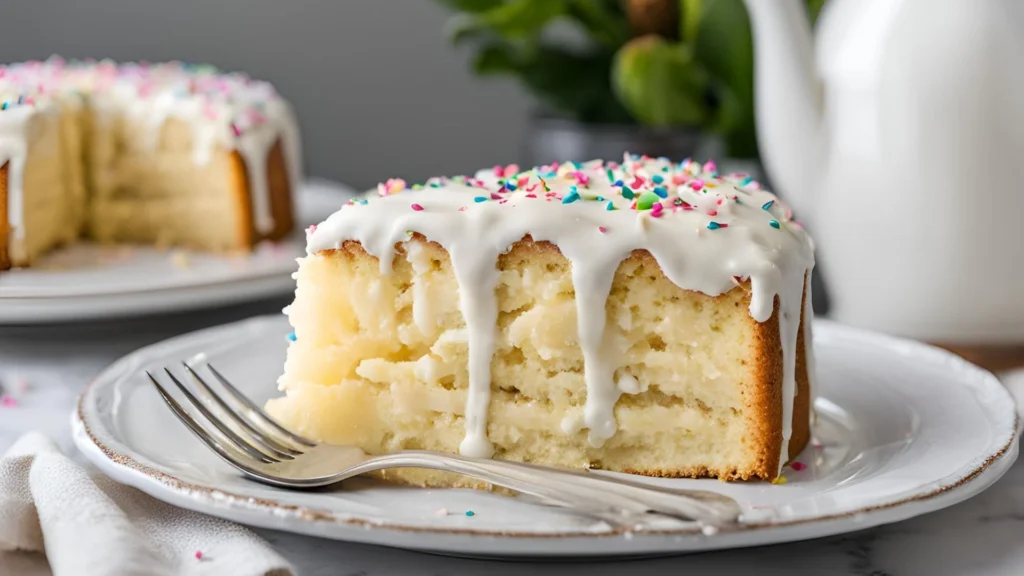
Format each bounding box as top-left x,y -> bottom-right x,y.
771,476 -> 788,485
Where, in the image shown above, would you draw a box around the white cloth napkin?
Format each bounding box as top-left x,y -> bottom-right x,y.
0,432 -> 294,576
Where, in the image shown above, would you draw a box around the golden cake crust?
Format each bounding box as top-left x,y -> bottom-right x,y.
310,235 -> 810,482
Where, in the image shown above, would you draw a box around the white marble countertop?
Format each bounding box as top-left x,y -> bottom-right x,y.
2,301 -> 1024,576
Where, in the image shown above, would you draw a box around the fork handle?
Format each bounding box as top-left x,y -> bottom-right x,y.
346,452 -> 740,529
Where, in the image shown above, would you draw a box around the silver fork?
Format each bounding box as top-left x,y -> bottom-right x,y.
147,363 -> 742,532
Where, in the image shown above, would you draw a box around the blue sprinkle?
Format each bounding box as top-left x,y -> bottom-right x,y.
651,174 -> 664,184
769,220 -> 780,229
605,201 -> 616,211
286,332 -> 297,342
358,198 -> 369,205
740,176 -> 754,186
505,181 -> 516,191
653,186 -> 668,198
465,510 -> 476,517
762,200 -> 774,211
596,196 -> 605,201
707,221 -> 722,230
0,102 -> 7,111
562,190 -> 580,204
613,180 -> 624,187
474,196 -> 487,203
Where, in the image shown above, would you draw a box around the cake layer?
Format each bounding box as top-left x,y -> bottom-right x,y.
270,155 -> 816,484
0,57 -> 300,270
268,237 -> 811,482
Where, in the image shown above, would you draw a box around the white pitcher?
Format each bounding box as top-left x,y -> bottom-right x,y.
744,0 -> 1024,343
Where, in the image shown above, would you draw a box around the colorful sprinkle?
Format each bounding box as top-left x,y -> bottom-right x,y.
636,191 -> 660,210
195,551 -> 204,560
598,226 -> 608,234
790,461 -> 807,472
562,189 -> 580,204
652,186 -> 668,198
762,200 -> 774,211
605,201 -> 616,211
707,221 -> 728,230
651,174 -> 664,184
465,510 -> 476,517
769,220 -> 780,229
473,196 -> 487,203
771,476 -> 788,485
410,203 -> 424,211
0,396 -> 17,408
286,332 -> 297,342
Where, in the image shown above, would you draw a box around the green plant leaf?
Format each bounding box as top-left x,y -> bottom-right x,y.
612,35 -> 710,127
566,0 -> 630,48
481,0 -> 568,38
679,0 -> 703,43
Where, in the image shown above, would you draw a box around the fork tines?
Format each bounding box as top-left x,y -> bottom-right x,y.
147,363 -> 316,468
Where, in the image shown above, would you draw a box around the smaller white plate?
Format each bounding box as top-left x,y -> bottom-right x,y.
0,179 -> 355,324
73,317 -> 1019,558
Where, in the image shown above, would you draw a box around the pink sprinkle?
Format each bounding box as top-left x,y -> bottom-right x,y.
230,124 -> 242,137
525,185 -> 538,193
493,165 -> 505,177
490,192 -> 503,200
707,209 -> 718,216
1,396 -> 17,407
498,199 -> 508,204
305,224 -> 317,234
691,179 -> 705,191
791,461 -> 807,472
572,171 -> 590,186
598,226 -> 608,234
204,103 -> 217,120
517,175 -> 529,188
411,204 -> 424,211
630,176 -> 645,189
716,198 -> 724,205
525,193 -> 537,198
651,203 -> 664,218
458,206 -> 467,212
195,551 -> 203,560
703,160 -> 717,173
505,164 -> 520,175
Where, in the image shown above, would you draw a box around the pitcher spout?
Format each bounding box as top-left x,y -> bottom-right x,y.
743,0 -> 823,218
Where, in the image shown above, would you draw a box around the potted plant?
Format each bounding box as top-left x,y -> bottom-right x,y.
436,0 -> 824,168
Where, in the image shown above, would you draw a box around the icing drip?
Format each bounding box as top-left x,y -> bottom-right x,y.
803,271 -> 818,426
308,156 -> 815,463
0,57 -> 300,244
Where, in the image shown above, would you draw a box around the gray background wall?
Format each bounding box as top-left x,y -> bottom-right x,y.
0,0 -> 531,189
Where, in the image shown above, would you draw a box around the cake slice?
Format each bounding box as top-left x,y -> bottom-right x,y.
267,156 -> 816,483
0,57 -> 300,270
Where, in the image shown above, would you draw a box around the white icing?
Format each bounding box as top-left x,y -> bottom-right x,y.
0,57 -> 300,252
307,156 -> 815,470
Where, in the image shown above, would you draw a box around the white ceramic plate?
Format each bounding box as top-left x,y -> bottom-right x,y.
0,179 -> 355,324
72,317 -> 1019,558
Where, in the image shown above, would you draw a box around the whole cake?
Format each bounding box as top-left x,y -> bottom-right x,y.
267,156 -> 815,483
0,57 -> 300,270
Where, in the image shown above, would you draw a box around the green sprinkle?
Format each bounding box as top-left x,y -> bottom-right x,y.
769,220 -> 780,229
411,183 -> 424,190
637,191 -> 660,210
621,188 -> 635,200
406,230 -> 414,236
429,182 -> 441,188
606,169 -> 615,183
762,200 -> 774,211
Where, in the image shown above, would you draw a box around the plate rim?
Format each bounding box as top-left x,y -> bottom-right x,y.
72,317 -> 1021,543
